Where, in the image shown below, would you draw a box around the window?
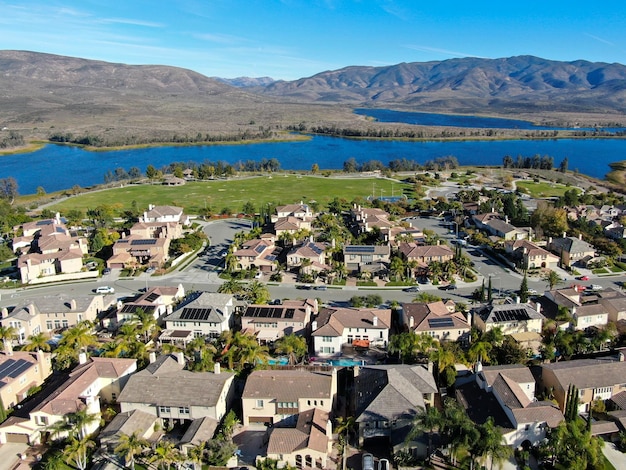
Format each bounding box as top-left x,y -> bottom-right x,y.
256,400 -> 264,408
159,406 -> 171,414
179,406 -> 189,414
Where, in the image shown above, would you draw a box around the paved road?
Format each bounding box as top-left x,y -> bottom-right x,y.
2,218 -> 625,311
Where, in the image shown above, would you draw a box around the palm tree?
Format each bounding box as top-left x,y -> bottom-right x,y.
42,450 -> 65,470
187,440 -> 206,470
58,321 -> 97,355
468,340 -> 493,365
68,408 -> 99,440
23,332 -> 51,352
335,415 -> 356,470
475,417 -> 511,470
149,440 -> 182,470
244,280 -> 270,304
114,431 -> 149,470
407,406 -> 442,462
133,307 -> 159,343
218,278 -> 244,295
65,437 -> 95,470
273,334 -> 307,365
544,269 -> 561,290
0,325 -> 17,354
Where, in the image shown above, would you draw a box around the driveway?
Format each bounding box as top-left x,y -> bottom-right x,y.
602,442 -> 626,469
0,443 -> 28,470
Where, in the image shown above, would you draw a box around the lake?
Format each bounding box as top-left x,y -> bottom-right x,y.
354,108 -> 626,132
3,136 -> 626,195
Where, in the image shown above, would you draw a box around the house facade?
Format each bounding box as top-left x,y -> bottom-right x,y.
0,350 -> 52,409
402,301 -> 470,342
311,307 -> 392,356
242,368 -> 337,426
241,299 -> 317,343
471,302 -> 545,335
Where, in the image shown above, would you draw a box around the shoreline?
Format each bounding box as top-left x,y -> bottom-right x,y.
2,131 -> 626,156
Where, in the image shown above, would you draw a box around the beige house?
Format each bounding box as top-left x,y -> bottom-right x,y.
14,214 -> 89,284
266,408 -> 332,469
398,242 -> 454,272
504,239 -> 559,270
543,287 -> 610,330
118,354 -> 235,427
343,244 -> 391,272
233,238 -> 280,272
112,284 -> 185,329
1,295 -> 108,342
0,350 -> 52,409
241,299 -> 317,344
541,354 -> 626,413
242,368 -> 337,426
349,205 -> 394,234
272,203 -> 314,222
0,355 -> 136,444
402,301 -> 470,342
160,292 -> 238,344
142,204 -> 189,225
471,302 -> 544,335
311,307 -> 392,356
547,234 -> 595,267
108,236 -> 171,269
472,212 -> 527,241
274,216 -> 313,238
286,241 -> 329,271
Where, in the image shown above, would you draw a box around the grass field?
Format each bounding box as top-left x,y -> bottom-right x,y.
46,175 -> 412,215
515,180 -> 577,198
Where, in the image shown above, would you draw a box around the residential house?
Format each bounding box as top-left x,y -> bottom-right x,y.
397,242 -> 454,277
471,302 -> 545,335
504,239 -> 559,270
118,353 -> 235,428
14,214 -> 89,284
540,353 -> 626,413
547,234 -> 595,267
241,368 -> 337,426
274,216 -> 313,238
233,237 -> 280,272
272,203 -> 314,222
349,205 -> 394,234
241,299 -> 317,344
543,287 -> 610,330
100,409 -> 159,453
160,292 -> 238,345
0,350 -> 52,409
0,355 -> 136,444
599,289 -> 626,322
266,408 -> 332,469
472,213 -> 527,241
311,307 -> 392,356
381,225 -> 424,245
286,240 -> 330,274
401,301 -> 470,343
108,236 -> 171,269
456,363 -> 564,447
343,245 -> 391,274
353,364 -> 437,447
1,295 -> 108,342
111,284 -> 185,330
141,204 -> 190,225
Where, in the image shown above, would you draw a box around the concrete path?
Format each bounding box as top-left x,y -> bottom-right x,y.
602,442 -> 626,469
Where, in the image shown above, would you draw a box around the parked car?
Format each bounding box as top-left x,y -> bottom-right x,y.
314,285 -> 327,290
527,288 -> 538,295
102,268 -> 111,275
254,271 -> 263,279
438,284 -> 457,291
95,286 -> 115,294
378,459 -> 390,470
403,286 -> 419,292
269,299 -> 282,305
362,454 -> 375,470
589,284 -> 603,291
145,267 -> 156,274
577,275 -> 590,281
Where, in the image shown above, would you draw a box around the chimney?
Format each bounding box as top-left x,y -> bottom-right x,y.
70,299 -> 77,310
331,238 -> 336,249
149,352 -> 157,364
1,307 -> 7,319
311,320 -> 318,331
409,316 -> 414,329
372,316 -> 378,327
516,296 -> 520,304
535,302 -> 541,313
466,311 -> 472,325
78,352 -> 88,364
28,304 -> 36,316
427,361 -> 433,374
563,231 -> 567,238
326,419 -> 333,438
474,360 -> 483,373
548,236 -> 553,244
176,351 -> 185,366
353,366 -> 360,378
55,212 -> 61,224
619,351 -> 625,362
214,362 -> 221,374
579,233 -> 583,240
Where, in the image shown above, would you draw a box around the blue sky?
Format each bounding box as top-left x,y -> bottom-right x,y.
2,0 -> 626,80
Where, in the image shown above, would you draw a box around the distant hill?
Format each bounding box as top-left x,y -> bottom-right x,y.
254,55 -> 626,113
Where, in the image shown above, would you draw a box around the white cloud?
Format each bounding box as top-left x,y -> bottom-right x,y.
404,44 -> 485,59
100,17 -> 165,28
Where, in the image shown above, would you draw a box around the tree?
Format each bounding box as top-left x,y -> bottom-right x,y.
0,177 -> 18,204
23,332 -> 51,352
519,272 -> 529,303
487,275 -> 493,301
475,417 -> 511,470
544,269 -> 561,290
0,325 -> 17,354
149,440 -> 182,470
114,432 -> 149,470
205,437 -> 238,466
407,406 -> 442,462
65,437 -> 95,470
218,278 -> 244,295
274,334 -> 308,365
244,280 -> 270,304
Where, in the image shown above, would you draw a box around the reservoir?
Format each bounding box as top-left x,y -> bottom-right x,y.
3,136 -> 626,195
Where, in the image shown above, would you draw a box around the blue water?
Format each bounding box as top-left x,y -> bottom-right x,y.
354,108 -> 626,132
311,357 -> 366,367
3,135 -> 626,194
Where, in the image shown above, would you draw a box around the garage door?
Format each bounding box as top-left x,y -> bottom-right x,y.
5,433 -> 29,444
248,416 -> 272,425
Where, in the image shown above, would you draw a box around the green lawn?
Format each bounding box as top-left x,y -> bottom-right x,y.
46,176 -> 411,215
516,180 -> 578,198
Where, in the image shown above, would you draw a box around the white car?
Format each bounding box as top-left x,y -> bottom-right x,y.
95,286 -> 115,294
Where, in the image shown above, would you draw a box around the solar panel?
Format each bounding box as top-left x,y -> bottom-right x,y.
144,292 -> 160,302
131,239 -> 158,246
180,307 -> 213,321
255,245 -> 265,254
428,318 -> 455,328
266,255 -> 277,261
0,359 -> 31,380
345,246 -> 376,253
285,309 -> 295,319
310,244 -> 323,255
493,308 -> 530,322
121,304 -> 156,314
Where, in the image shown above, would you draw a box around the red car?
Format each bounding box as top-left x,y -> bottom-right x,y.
577,275 -> 590,281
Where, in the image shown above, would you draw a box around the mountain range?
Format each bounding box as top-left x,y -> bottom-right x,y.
1,50 -> 626,143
